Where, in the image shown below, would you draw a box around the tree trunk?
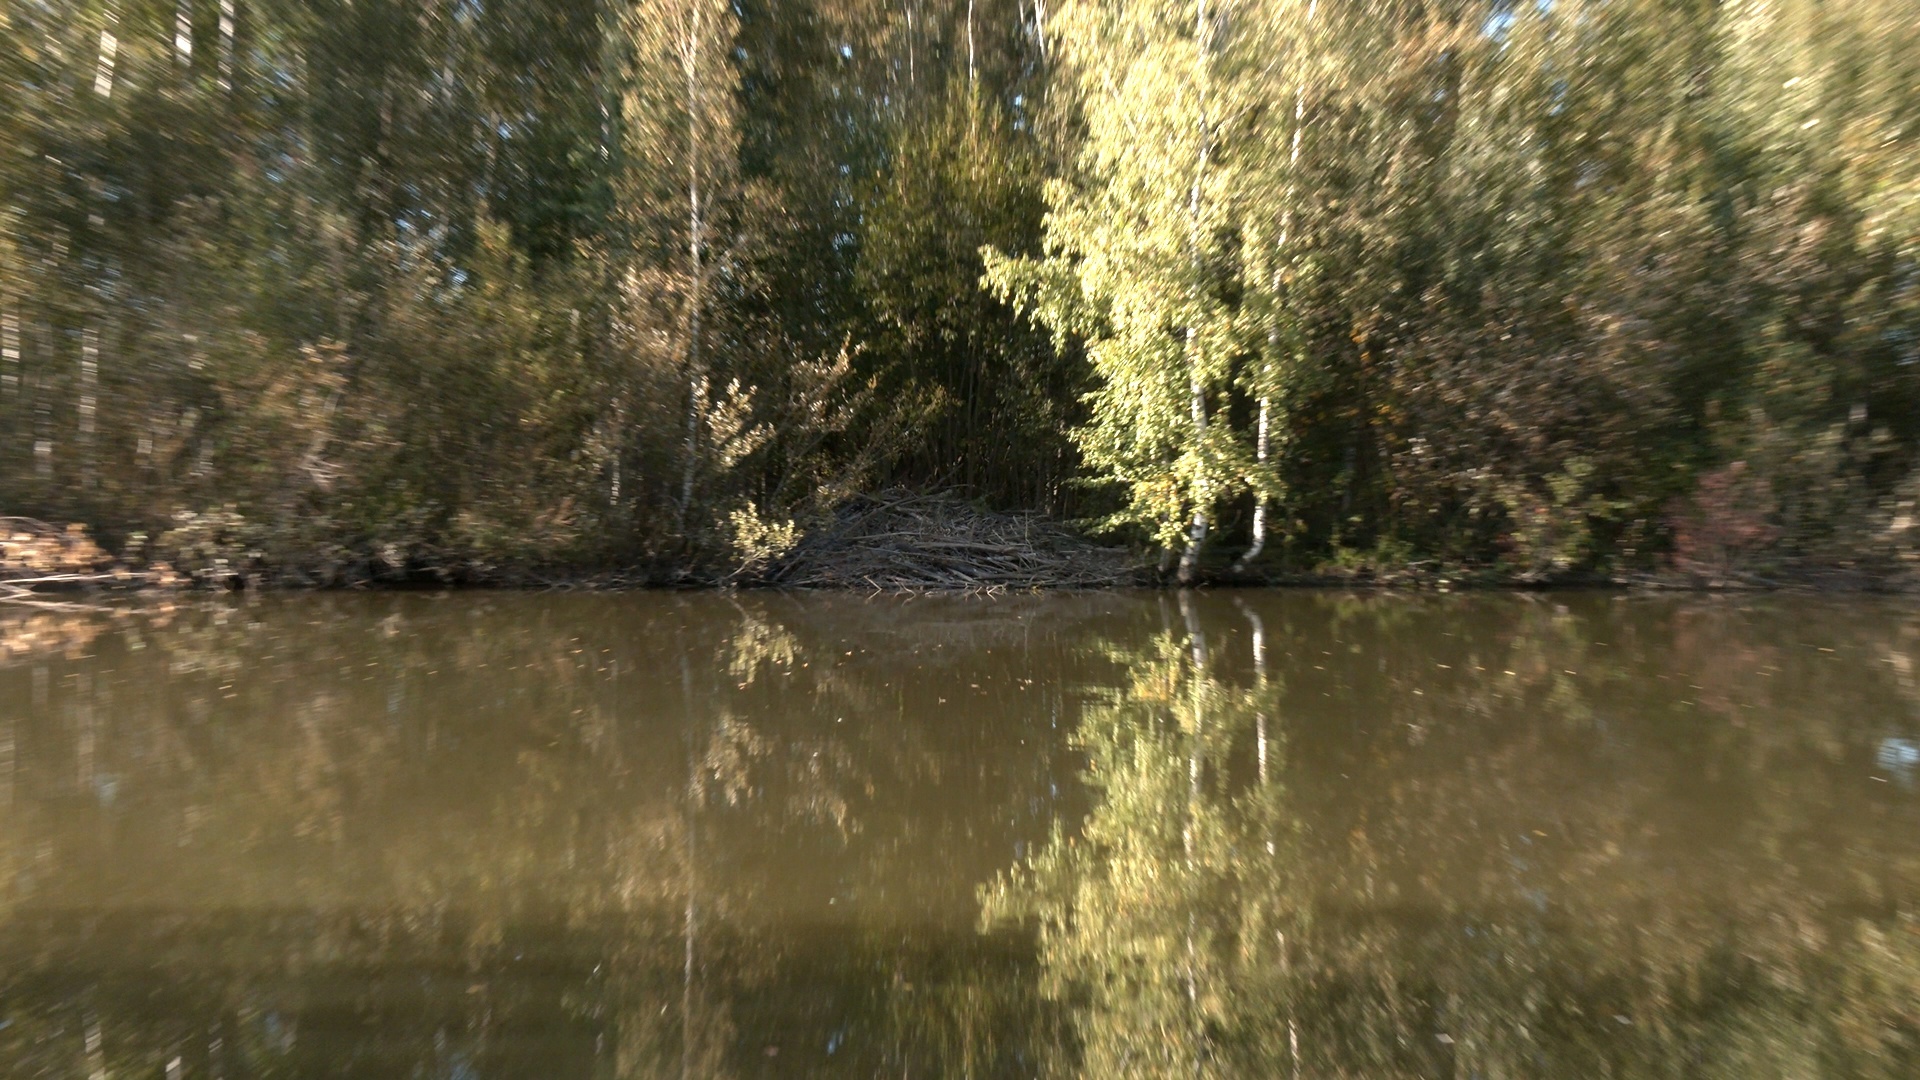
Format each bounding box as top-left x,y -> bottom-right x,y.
95,18 -> 118,99
219,0 -> 236,91
1239,0 -> 1314,571
176,0 -> 194,65
967,0 -> 976,85
1239,398 -> 1270,569
1179,365 -> 1208,585
1,309 -> 18,397
1178,0 -> 1214,587
679,5 -> 708,524
79,323 -> 98,492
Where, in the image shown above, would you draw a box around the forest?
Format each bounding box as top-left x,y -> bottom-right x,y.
2,0 -> 1917,585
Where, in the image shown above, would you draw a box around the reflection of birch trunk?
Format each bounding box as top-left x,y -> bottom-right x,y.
1237,598 -> 1297,1074
1242,602 -> 1269,786
1181,590 -> 1209,862
1241,600 -> 1280,857
84,1004 -> 106,1080
76,674 -> 97,795
679,652 -> 699,1080
0,707 -> 11,810
1179,590 -> 1209,1069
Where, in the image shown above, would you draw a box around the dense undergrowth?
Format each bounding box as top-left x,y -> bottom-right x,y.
3,1 -> 1917,588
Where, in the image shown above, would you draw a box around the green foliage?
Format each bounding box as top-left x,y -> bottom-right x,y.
857,83 -> 1079,511
1,0 -> 1917,580
985,0 -> 1274,579
989,0 -> 1920,577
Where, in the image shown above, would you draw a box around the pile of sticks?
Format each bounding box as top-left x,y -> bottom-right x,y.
766,491 -> 1134,591
1,517 -> 170,604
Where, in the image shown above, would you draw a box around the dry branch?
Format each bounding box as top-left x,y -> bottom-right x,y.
2,517 -> 179,600
765,490 -> 1136,591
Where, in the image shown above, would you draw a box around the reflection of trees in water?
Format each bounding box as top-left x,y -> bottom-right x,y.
0,600 -> 706,1076
990,593 -> 1920,1078
5,592 -> 1920,1076
983,594 -> 1306,1078
0,592 -> 1118,1076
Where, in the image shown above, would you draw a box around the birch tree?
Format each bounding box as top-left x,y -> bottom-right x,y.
985,0 -> 1265,582
618,0 -> 743,525
1233,0 -> 1316,569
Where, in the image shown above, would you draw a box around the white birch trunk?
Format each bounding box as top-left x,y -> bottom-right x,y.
1177,0 -> 1214,586
967,0 -> 976,85
31,315 -> 50,478
80,322 -> 98,490
1238,0 -> 1315,571
1,309 -> 18,396
176,0 -> 193,65
219,0 -> 236,90
35,399 -> 52,480
679,5 -> 708,521
1239,398 -> 1270,569
95,21 -> 119,98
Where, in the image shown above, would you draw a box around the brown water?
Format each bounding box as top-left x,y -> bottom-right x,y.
0,590 -> 1916,1078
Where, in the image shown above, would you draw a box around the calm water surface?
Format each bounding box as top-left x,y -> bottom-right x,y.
1,590 -> 1917,1077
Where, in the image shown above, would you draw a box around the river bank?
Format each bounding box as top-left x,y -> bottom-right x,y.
9,508 -> 1918,598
